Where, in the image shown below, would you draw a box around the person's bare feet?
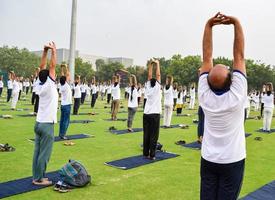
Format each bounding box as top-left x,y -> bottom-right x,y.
32,179 -> 53,186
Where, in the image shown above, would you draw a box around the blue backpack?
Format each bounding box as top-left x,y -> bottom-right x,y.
59,160 -> 91,187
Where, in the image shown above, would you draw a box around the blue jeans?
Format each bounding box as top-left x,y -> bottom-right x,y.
59,104 -> 71,137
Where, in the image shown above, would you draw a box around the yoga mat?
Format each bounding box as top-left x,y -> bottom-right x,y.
0,171 -> 59,199
182,133 -> 252,150
110,128 -> 143,135
104,118 -> 127,122
29,134 -> 93,142
160,124 -> 181,128
58,120 -> 95,124
78,112 -> 98,116
1,108 -> 30,111
105,151 -> 179,170
17,114 -> 36,117
256,129 -> 275,134
240,180 -> 275,200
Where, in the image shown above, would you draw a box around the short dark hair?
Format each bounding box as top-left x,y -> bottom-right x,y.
38,69 -> 49,84
60,76 -> 66,85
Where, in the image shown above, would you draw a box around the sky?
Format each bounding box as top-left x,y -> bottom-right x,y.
1,0 -> 275,66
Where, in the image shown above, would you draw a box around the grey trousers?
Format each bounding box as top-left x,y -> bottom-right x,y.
127,107 -> 137,128
32,122 -> 54,181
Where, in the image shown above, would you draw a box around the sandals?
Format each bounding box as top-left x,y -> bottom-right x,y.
0,143 -> 15,152
175,140 -> 186,145
64,141 -> 75,146
254,137 -> 263,141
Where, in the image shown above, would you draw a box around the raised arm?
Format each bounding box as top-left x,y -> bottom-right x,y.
61,64 -> 71,82
147,60 -> 153,81
219,15 -> 245,75
200,13 -> 222,75
40,45 -> 49,70
154,60 -> 161,82
48,42 -> 57,79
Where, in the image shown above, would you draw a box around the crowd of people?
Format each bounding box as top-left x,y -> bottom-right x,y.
0,12 -> 274,200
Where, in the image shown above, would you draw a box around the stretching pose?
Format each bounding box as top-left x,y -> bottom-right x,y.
32,42 -> 58,186
198,13 -> 247,200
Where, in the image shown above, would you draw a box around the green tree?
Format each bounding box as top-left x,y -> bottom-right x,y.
74,57 -> 95,82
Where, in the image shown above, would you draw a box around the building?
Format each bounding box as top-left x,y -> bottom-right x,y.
31,48 -> 134,70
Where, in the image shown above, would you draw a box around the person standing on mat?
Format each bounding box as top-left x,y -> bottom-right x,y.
143,59 -> 161,160
172,82 -> 178,111
33,68 -> 41,115
111,75 -> 121,120
163,75 -> 174,128
262,83 -> 274,132
59,64 -> 72,140
10,72 -> 20,110
176,86 -> 184,116
91,77 -> 98,108
127,75 -> 138,132
32,42 -> 58,186
260,84 -> 266,118
198,13 -> 247,200
6,72 -> 13,102
0,76 -> 3,97
73,75 -> 81,115
189,83 -> 196,109
106,80 -> 112,104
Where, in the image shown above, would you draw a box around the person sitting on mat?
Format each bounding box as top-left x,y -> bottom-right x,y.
32,41 -> 58,186
111,75 -> 121,120
59,64 -> 72,140
163,75 -> 174,128
176,86 -> 184,116
198,13 -> 247,200
127,75 -> 138,132
262,82 -> 274,132
143,59 -> 161,160
73,75 -> 81,115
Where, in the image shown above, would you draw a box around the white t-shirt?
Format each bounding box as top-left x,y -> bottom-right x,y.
106,85 -> 112,94
176,91 -> 184,104
144,81 -> 162,114
164,85 -> 174,106
91,84 -> 98,94
60,82 -> 72,106
80,84 -> 86,93
12,81 -> 20,93
36,77 -> 58,123
19,82 -> 23,91
33,78 -> 41,94
25,81 -> 30,87
111,83 -> 121,100
137,88 -> 142,98
173,88 -> 178,99
0,80 -> 3,88
262,94 -> 274,109
128,87 -> 138,108
7,80 -> 13,89
198,71 -> 247,164
74,84 -> 81,98
190,87 -> 196,99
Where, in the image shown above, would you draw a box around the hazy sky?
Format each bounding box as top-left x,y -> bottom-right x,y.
1,0 -> 275,66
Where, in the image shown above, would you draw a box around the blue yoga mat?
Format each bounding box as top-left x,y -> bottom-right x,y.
29,134 -> 93,142
105,151 -> 179,170
183,133 -> 251,150
17,114 -> 36,117
0,171 -> 59,199
110,128 -> 143,134
104,118 -> 127,122
160,124 -> 181,129
240,180 -> 275,200
78,112 -> 98,116
256,129 -> 275,134
58,120 -> 94,124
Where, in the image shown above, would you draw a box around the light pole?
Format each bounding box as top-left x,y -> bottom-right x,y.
68,0 -> 77,82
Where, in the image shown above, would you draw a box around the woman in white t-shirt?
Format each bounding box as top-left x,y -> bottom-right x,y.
163,75 -> 174,127
127,75 -> 138,132
0,76 -> 3,97
172,83 -> 178,110
11,73 -> 20,110
137,83 -> 142,105
262,83 -> 274,132
143,59 -> 161,160
106,80 -> 112,104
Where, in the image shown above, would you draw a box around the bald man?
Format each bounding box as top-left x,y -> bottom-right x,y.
198,13 -> 247,200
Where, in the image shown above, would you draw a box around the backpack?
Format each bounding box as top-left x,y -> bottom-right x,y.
59,160 -> 91,187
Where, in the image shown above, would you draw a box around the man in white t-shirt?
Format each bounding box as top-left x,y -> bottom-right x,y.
111,75 -> 121,120
6,72 -> 13,102
143,59 -> 162,160
10,72 -> 20,110
59,64 -> 72,139
198,13 -> 247,200
189,84 -> 196,109
163,75 -> 174,127
32,42 -> 58,186
106,81 -> 112,104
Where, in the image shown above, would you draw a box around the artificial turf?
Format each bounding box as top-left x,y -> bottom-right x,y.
0,91 -> 274,200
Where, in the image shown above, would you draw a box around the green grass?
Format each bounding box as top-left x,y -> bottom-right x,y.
0,91 -> 274,200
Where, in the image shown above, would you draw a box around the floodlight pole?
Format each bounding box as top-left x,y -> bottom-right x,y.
68,0 -> 77,82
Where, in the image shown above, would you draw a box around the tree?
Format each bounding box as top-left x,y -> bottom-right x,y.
96,62 -> 124,81
74,57 -> 95,82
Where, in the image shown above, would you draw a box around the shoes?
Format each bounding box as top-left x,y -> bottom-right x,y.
0,143 -> 15,152
109,126 -> 117,131
54,181 -> 72,193
175,140 -> 186,145
60,136 -> 68,140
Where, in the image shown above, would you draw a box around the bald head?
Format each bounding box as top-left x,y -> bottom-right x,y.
208,64 -> 231,90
